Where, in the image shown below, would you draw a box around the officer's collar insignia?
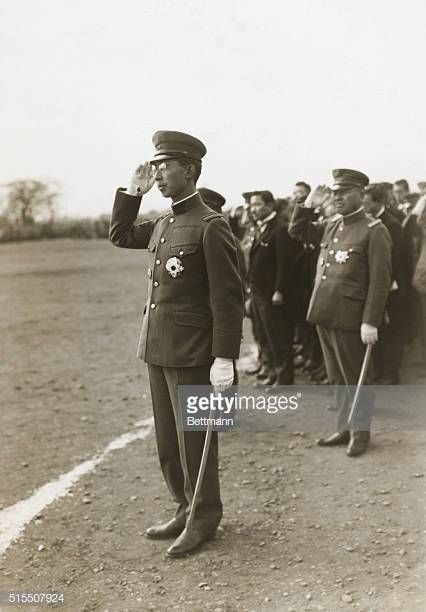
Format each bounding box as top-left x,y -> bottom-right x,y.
335,250 -> 350,264
165,256 -> 184,278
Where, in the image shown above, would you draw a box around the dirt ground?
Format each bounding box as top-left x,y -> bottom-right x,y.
0,239 -> 425,612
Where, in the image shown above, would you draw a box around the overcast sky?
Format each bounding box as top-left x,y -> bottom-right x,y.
1,0 -> 425,216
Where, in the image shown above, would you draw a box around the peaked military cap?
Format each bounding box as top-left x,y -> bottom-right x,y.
199,187 -> 226,212
150,130 -> 207,163
331,168 -> 369,191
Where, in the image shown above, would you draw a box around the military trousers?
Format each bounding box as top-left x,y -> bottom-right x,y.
147,363 -> 222,535
316,326 -> 374,432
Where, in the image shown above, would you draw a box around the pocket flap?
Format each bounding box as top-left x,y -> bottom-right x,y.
339,283 -> 367,300
345,245 -> 363,254
175,311 -> 212,328
170,243 -> 199,256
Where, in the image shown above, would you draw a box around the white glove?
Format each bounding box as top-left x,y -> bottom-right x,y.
360,323 -> 378,345
210,358 -> 234,392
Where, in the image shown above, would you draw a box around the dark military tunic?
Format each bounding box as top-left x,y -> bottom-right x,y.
290,207 -> 392,330
110,189 -> 244,366
110,188 -> 244,534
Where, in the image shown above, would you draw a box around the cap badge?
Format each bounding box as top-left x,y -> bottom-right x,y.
165,256 -> 184,278
335,250 -> 350,264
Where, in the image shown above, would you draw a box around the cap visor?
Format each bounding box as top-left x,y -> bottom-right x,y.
149,153 -> 181,163
331,183 -> 358,191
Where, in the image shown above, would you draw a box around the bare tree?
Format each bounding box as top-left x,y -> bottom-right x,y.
3,180 -> 60,225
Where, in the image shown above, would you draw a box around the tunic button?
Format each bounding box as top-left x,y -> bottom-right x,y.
326,262 -> 330,267
179,250 -> 184,256
169,217 -> 175,223
322,275 -> 327,280
155,259 -> 161,265
339,226 -> 344,231
150,303 -> 156,309
333,238 -> 338,243
329,249 -> 335,255
154,281 -> 159,287
160,237 -> 165,243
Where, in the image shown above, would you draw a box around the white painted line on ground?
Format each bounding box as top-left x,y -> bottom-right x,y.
0,417 -> 154,557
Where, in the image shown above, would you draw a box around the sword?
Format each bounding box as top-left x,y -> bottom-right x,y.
347,344 -> 373,426
186,405 -> 214,530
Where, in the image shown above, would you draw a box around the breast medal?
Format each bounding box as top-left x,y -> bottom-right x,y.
335,250 -> 350,264
165,256 -> 184,278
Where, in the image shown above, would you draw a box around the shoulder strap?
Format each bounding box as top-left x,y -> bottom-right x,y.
201,212 -> 223,222
368,218 -> 382,228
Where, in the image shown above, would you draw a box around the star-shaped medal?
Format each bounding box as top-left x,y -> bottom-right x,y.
335,250 -> 350,264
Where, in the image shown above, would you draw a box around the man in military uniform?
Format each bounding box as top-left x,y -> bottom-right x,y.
289,169 -> 392,456
109,131 -> 244,556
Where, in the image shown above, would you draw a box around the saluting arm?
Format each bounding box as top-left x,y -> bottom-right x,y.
110,162 -> 157,249
288,186 -> 332,246
274,225 -> 301,303
109,189 -> 155,249
288,205 -> 324,246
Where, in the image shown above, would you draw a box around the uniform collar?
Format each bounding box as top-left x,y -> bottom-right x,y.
375,206 -> 385,218
342,206 -> 366,226
171,191 -> 202,215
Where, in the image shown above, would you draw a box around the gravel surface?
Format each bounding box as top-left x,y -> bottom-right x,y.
0,240 -> 425,611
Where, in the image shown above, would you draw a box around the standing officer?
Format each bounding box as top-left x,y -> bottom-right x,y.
289,169 -> 392,456
110,131 -> 244,557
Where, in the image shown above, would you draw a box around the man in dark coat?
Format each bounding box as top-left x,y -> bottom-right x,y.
364,183 -> 408,383
289,169 -> 392,456
249,190 -> 302,385
109,131 -> 244,557
393,179 -> 423,343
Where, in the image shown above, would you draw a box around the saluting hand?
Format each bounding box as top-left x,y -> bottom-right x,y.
127,162 -> 156,196
304,185 -> 333,210
361,323 -> 378,345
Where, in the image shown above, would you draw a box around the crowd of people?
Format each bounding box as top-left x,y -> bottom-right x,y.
226,178 -> 426,388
